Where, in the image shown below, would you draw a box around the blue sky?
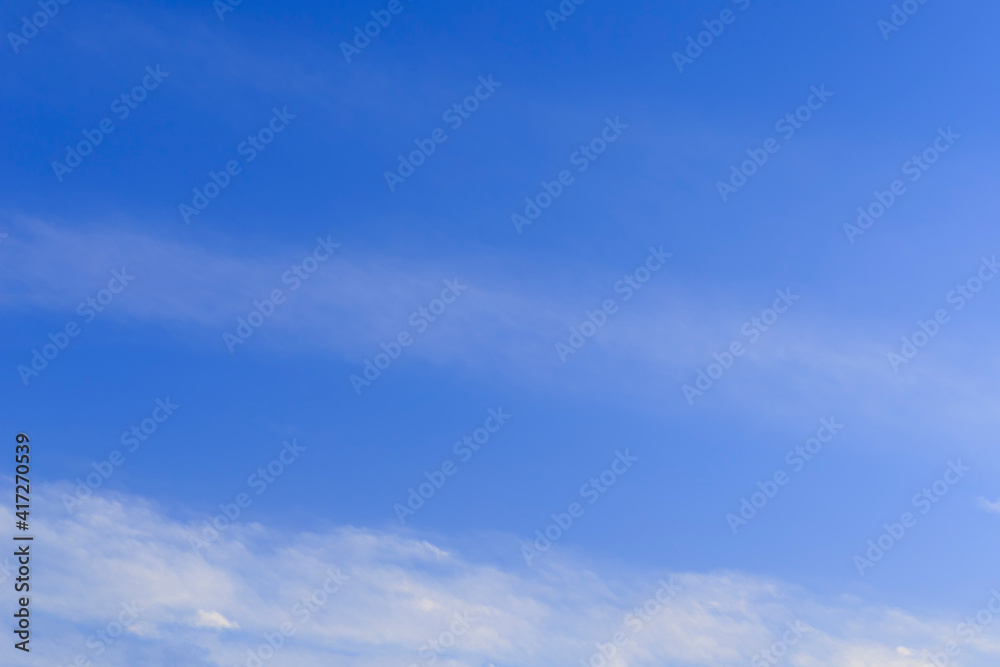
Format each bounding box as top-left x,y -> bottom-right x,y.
3,0 -> 1000,664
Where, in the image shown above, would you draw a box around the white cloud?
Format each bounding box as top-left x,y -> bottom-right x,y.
977,497 -> 1000,515
195,610 -> 240,630
5,219 -> 1000,447
3,483 -> 998,666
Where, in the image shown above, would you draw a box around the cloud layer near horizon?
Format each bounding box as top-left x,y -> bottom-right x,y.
4,482 -> 996,667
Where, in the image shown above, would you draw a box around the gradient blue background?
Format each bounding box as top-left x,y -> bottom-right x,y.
2,0 -> 999,629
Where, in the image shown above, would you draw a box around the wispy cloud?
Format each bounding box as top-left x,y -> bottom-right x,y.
4,483 -> 991,666
977,497 -> 1000,515
5,219 -> 1000,446
195,610 -> 239,630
